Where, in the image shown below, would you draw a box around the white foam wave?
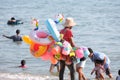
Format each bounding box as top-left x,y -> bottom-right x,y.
0,72 -> 58,80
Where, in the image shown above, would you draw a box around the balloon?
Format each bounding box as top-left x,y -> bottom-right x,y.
62,41 -> 72,55
41,52 -> 52,60
50,56 -> 58,64
55,42 -> 63,47
54,53 -> 61,60
75,48 -> 84,58
22,35 -> 32,44
69,51 -> 75,57
51,45 -> 61,55
83,47 -> 90,58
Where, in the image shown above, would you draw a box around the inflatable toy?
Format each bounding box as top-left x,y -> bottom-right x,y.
30,42 -> 49,58
22,35 -> 32,44
45,19 -> 60,42
75,48 -> 84,58
32,18 -> 39,30
29,30 -> 54,45
54,14 -> 64,24
62,40 -> 72,55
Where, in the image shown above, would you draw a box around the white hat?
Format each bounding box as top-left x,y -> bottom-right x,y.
63,17 -> 76,27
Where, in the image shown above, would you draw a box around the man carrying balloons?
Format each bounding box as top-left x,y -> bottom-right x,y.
59,17 -> 76,80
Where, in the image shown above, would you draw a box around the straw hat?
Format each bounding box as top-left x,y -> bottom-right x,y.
63,17 -> 76,27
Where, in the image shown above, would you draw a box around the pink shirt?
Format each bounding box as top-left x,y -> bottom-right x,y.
19,65 -> 27,68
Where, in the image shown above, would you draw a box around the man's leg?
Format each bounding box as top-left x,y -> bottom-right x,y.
67,63 -> 75,80
59,60 -> 65,80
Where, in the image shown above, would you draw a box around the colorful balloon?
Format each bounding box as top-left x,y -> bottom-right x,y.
50,56 -> 58,64
51,45 -> 61,55
41,52 -> 52,60
82,47 -> 90,58
62,40 -> 72,55
54,53 -> 61,60
75,48 -> 84,58
69,51 -> 75,57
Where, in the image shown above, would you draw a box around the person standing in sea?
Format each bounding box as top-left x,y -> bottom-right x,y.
59,17 -> 76,80
3,29 -> 22,42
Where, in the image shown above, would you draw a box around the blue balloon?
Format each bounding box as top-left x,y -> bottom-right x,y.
83,48 -> 90,58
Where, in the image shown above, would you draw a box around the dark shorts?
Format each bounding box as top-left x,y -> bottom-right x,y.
54,62 -> 59,66
105,68 -> 111,75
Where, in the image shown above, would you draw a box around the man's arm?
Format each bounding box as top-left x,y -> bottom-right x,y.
3,35 -> 13,39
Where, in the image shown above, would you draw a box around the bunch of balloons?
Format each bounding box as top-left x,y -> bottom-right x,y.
22,15 -> 90,65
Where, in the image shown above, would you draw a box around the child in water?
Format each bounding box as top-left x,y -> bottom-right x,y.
91,62 -> 105,80
19,60 -> 27,68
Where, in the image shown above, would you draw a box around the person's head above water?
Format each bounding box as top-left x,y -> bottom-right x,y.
11,17 -> 15,20
16,29 -> 20,35
21,60 -> 26,66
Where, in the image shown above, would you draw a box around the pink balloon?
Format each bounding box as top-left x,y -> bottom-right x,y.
36,31 -> 48,38
41,52 -> 52,60
75,48 -> 84,58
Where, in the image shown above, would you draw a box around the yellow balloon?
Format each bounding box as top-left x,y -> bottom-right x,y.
69,51 -> 75,57
22,35 -> 32,44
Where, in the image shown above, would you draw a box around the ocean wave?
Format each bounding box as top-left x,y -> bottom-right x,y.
0,72 -> 58,80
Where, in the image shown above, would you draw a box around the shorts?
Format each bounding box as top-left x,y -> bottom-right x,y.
105,68 -> 111,75
54,62 -> 59,66
76,60 -> 86,68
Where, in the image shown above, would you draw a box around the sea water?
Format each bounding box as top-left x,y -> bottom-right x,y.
0,0 -> 120,80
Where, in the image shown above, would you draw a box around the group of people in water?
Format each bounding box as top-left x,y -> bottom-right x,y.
3,17 -> 120,80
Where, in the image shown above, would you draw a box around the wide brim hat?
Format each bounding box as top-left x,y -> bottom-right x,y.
63,17 -> 76,27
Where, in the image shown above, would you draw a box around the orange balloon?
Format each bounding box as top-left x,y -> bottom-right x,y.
51,45 -> 61,55
50,56 -> 58,64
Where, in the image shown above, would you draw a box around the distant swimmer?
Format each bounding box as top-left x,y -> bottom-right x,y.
19,60 -> 27,68
7,17 -> 23,25
3,29 -> 22,42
